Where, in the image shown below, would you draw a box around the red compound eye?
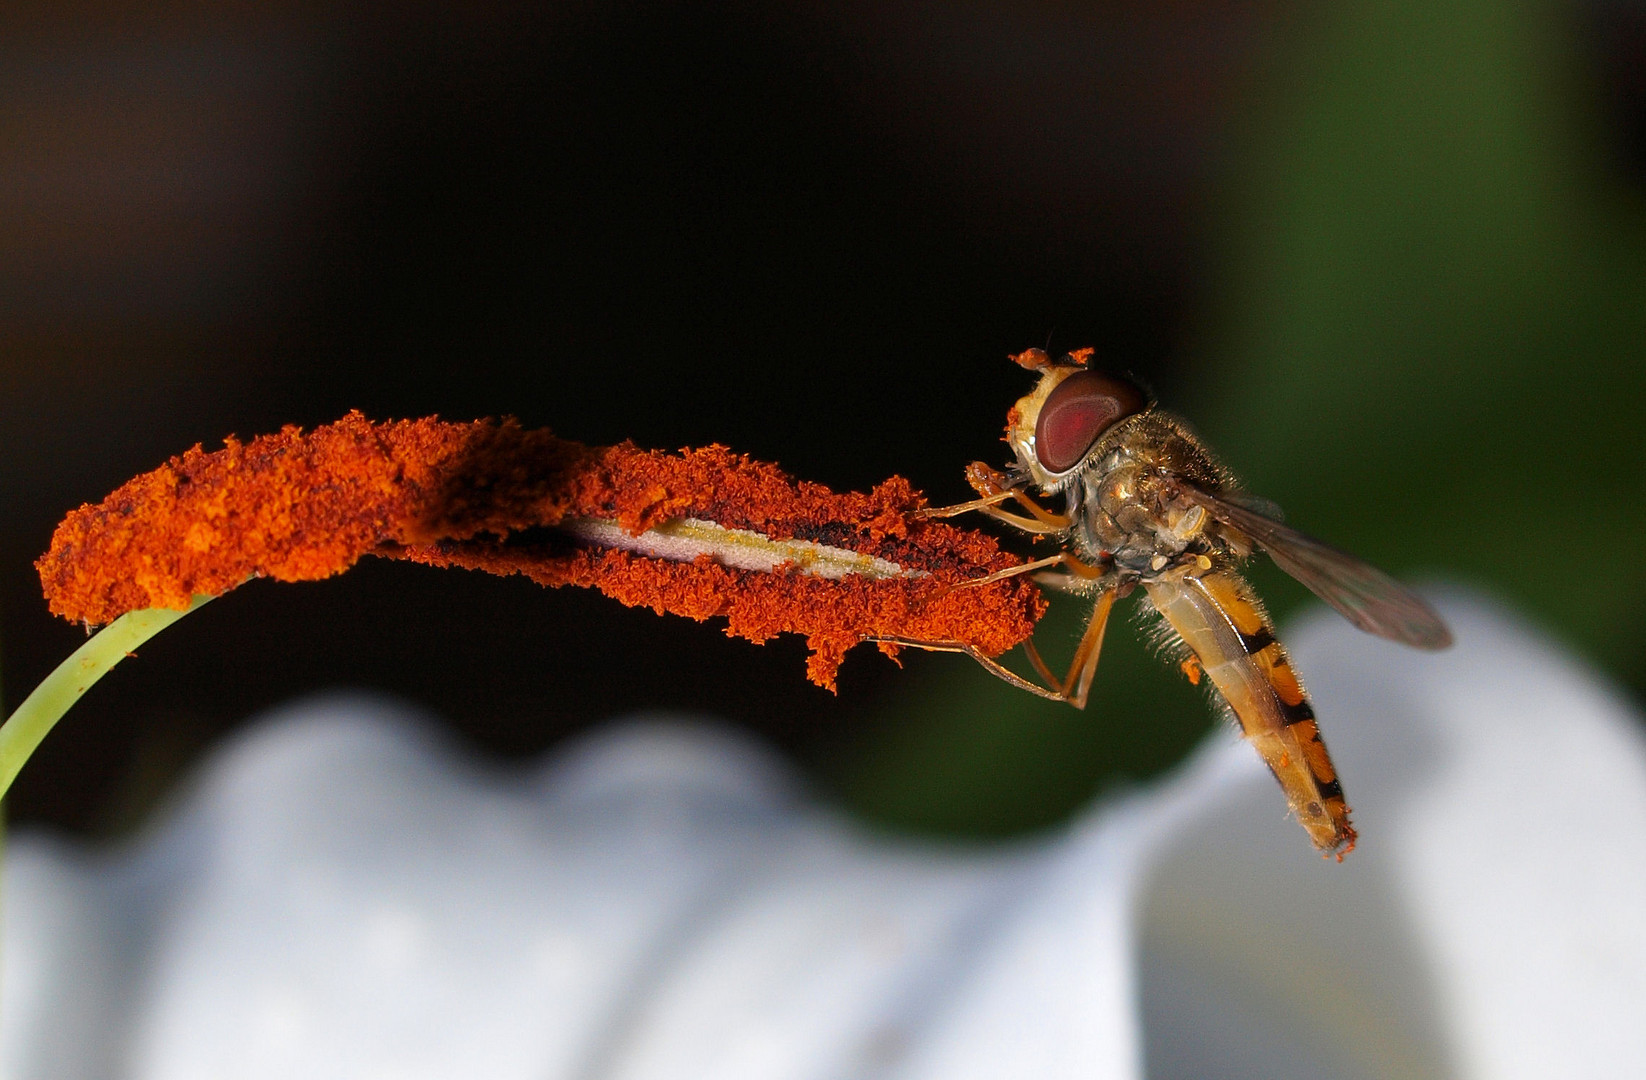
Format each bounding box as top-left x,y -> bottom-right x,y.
1033,371 -> 1145,473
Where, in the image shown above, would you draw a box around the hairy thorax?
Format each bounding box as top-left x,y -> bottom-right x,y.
1057,412 -> 1249,582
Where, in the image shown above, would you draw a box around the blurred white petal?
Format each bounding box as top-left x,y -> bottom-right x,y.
2,593 -> 1642,1079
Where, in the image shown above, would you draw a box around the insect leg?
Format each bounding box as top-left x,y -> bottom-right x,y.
1030,571 -> 1086,595
977,504 -> 1070,535
915,489 -> 1017,518
1064,589 -> 1116,710
869,636 -> 1069,702
900,586 -> 1114,708
1020,588 -> 1116,709
952,552 -> 1069,588
916,462 -> 1072,533
1021,638 -> 1060,686
919,497 -> 1067,535
969,462 -> 1074,531
952,548 -> 1104,592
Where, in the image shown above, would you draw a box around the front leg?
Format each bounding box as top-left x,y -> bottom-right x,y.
950,549 -> 1105,590
916,462 -> 1071,535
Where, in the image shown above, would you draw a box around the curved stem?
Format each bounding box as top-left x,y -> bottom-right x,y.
0,595 -> 214,801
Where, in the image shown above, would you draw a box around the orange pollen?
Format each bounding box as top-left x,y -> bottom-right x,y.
37,411 -> 1047,690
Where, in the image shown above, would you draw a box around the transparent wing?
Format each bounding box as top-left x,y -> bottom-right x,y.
1179,485 -> 1453,650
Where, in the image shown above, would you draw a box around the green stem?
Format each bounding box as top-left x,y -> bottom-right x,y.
0,595 -> 214,801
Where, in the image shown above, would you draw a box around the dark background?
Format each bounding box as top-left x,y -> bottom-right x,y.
3,0 -> 1644,838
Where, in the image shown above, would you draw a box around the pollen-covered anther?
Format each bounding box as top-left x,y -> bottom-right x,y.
37,412 -> 1047,691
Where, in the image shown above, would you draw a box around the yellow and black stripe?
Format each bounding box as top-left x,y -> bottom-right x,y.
1146,569 -> 1356,856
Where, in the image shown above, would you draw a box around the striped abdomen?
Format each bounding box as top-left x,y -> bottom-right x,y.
1143,569 -> 1356,857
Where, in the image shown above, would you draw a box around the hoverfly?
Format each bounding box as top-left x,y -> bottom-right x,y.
883,348 -> 1451,857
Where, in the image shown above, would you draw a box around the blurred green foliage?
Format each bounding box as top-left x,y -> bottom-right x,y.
839,0 -> 1646,836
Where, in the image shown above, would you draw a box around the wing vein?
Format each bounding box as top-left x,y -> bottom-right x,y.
1176,485 -> 1452,650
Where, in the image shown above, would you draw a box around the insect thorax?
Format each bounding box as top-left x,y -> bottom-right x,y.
1061,412 -> 1239,579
